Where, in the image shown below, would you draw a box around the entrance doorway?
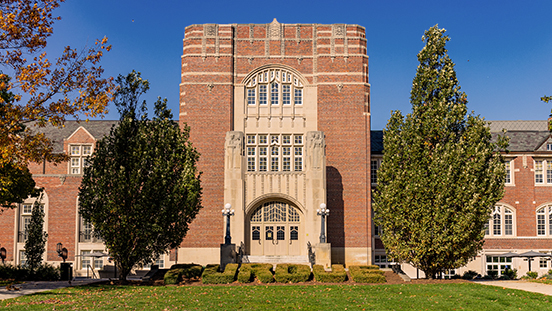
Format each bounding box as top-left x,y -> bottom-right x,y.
248,201 -> 302,256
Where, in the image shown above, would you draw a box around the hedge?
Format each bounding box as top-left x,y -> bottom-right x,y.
274,264 -> 311,283
164,264 -> 203,285
201,264 -> 238,284
312,264 -> 347,283
0,264 -> 60,281
237,263 -> 274,283
349,265 -> 386,283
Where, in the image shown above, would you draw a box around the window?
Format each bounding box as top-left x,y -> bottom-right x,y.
69,144 -> 93,175
18,203 -> 44,242
485,204 -> 515,237
374,254 -> 394,269
81,250 -> 91,269
246,134 -> 303,172
486,256 -> 512,277
371,159 -> 382,185
536,204 -> 552,236
19,251 -> 27,267
505,160 -> 512,184
144,256 -> 165,269
245,68 -> 303,107
534,159 -> 552,185
540,257 -> 550,269
548,143 -> 552,151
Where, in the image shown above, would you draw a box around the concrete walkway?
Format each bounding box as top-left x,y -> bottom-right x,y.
473,280 -> 552,296
0,279 -> 105,301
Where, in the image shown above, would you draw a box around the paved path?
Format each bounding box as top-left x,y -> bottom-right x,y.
0,279 -> 105,301
473,280 -> 552,296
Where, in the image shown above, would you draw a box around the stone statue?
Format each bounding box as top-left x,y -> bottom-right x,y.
225,131 -> 244,169
307,131 -> 325,170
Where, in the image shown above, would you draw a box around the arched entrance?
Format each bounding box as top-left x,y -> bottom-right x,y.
248,201 -> 302,256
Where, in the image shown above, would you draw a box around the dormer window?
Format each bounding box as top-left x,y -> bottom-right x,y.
69,144 -> 93,175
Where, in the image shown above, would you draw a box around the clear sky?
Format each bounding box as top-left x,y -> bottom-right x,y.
48,0 -> 552,129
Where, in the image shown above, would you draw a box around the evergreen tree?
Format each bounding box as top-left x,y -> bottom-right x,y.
78,71 -> 202,281
372,25 -> 507,279
24,194 -> 47,275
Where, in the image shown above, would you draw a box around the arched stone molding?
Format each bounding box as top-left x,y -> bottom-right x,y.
241,64 -> 308,86
245,193 -> 305,217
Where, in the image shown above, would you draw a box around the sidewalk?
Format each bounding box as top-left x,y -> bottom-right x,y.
473,280 -> 552,296
0,279 -> 105,301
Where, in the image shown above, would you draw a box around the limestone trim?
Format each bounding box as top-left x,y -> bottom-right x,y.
241,64 -> 309,86
245,193 -> 305,216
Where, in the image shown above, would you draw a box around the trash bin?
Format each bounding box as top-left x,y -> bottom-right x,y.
60,263 -> 73,281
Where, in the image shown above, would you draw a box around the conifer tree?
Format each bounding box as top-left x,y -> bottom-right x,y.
24,194 -> 48,275
372,25 -> 507,279
78,72 -> 202,281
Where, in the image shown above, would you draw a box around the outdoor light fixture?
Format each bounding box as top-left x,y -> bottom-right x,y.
56,242 -> 68,263
222,203 -> 235,245
0,247 -> 6,264
317,203 -> 330,243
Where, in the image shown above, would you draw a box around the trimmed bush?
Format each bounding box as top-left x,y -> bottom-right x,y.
34,264 -> 61,281
237,264 -> 253,283
525,271 -> 538,279
349,265 -> 386,283
274,264 -> 311,283
237,263 -> 274,283
0,265 -> 29,281
201,264 -> 238,284
313,264 -> 347,283
164,264 -> 203,285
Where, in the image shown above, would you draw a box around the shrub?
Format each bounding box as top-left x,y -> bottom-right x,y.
0,265 -> 29,281
274,264 -> 311,283
503,268 -> 517,280
237,264 -> 253,283
486,270 -> 498,279
525,271 -> 538,279
349,265 -> 386,283
462,270 -> 479,280
498,275 -> 510,280
164,264 -> 203,285
237,263 -> 274,283
312,264 -> 347,283
164,269 -> 181,285
34,264 -> 60,281
201,264 -> 238,284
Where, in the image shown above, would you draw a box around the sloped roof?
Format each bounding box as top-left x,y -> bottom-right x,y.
488,120 -> 548,132
372,121 -> 551,154
32,120 -> 118,153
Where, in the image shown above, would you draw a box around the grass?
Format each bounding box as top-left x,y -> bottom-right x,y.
530,278 -> 552,285
1,282 -> 550,310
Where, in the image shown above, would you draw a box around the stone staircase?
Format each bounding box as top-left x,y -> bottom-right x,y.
242,255 -> 310,264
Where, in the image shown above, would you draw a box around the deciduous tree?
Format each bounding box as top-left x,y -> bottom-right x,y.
0,0 -> 113,205
78,72 -> 202,281
372,25 -> 507,279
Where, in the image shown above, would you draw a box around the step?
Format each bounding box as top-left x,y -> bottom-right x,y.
243,255 -> 310,264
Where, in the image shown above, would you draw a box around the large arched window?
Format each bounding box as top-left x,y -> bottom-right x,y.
536,204 -> 552,236
245,68 -> 303,107
485,204 -> 515,236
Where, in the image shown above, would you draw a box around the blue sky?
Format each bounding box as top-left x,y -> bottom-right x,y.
49,0 -> 552,129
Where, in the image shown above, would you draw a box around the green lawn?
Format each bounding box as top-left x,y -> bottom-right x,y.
1,282 -> 550,310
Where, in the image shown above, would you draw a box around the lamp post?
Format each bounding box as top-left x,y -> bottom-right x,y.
222,203 -> 235,245
56,242 -> 68,263
0,247 -> 6,264
317,203 -> 330,243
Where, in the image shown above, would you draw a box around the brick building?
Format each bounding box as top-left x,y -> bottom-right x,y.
178,20 -> 372,266
1,20 -> 550,278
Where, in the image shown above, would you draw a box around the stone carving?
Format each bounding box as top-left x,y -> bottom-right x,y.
307,131 -> 325,170
269,18 -> 281,39
59,175 -> 66,185
207,82 -> 215,92
225,131 -> 244,169
332,24 -> 345,37
337,83 -> 344,92
204,24 -> 218,37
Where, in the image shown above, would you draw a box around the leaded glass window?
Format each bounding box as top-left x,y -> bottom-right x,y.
252,226 -> 261,240
245,68 -> 303,106
277,226 -> 285,240
486,204 -> 515,237
245,134 -> 304,172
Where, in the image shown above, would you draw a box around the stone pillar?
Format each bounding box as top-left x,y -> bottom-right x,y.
223,131 -> 245,248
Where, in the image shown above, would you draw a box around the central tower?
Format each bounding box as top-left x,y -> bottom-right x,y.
179,19 -> 372,265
